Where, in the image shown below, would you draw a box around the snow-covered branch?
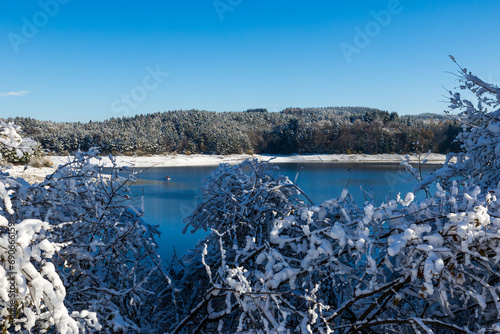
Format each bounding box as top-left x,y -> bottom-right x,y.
169,64 -> 500,333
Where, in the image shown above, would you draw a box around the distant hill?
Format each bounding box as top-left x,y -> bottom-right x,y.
4,107 -> 461,155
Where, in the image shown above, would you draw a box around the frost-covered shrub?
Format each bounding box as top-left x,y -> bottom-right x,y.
420,57 -> 500,190
170,160 -> 306,332
183,159 -> 305,237
170,64 -> 500,333
0,150 -> 172,333
0,217 -> 101,333
0,174 -> 101,332
172,164 -> 500,333
0,121 -> 41,164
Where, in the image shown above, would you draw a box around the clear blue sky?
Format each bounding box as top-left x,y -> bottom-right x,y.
1,0 -> 499,122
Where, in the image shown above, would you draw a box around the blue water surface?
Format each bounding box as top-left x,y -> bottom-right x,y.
126,162 -> 439,261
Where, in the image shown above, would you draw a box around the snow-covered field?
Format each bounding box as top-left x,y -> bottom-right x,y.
6,153 -> 447,183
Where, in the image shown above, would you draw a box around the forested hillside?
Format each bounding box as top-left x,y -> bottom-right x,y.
5,107 -> 461,155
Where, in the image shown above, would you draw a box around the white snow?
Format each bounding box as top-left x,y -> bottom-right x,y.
49,153 -> 448,168
4,153 -> 447,185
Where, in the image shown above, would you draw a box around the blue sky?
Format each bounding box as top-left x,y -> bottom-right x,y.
1,0 -> 499,122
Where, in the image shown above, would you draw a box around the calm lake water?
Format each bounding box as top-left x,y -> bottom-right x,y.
127,162 -> 439,261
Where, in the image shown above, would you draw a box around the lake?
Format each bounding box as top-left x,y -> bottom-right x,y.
127,162 -> 439,261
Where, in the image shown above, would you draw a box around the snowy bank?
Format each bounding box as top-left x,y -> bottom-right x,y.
5,153 -> 447,183
51,153 -> 447,168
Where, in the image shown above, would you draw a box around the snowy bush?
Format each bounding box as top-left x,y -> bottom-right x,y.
0,174 -> 101,332
420,57 -> 500,190
0,121 -> 41,164
0,217 -> 101,333
0,150 -> 171,332
170,160 -> 306,333
169,64 -> 500,333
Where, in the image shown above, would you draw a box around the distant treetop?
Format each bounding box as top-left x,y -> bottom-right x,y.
245,108 -> 268,113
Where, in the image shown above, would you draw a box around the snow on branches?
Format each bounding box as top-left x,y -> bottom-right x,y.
172,162 -> 500,333
0,217 -> 101,333
183,159 -> 307,236
0,150 -> 171,333
0,121 -> 40,164
170,65 -> 500,333
419,58 -> 500,190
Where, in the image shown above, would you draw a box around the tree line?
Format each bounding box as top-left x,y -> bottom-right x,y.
4,107 -> 461,156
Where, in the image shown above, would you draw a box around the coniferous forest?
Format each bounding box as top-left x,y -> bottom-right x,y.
5,107 -> 461,156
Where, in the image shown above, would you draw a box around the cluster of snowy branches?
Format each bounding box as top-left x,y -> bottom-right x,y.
0,120 -> 40,164
166,65 -> 500,333
0,150 -> 172,332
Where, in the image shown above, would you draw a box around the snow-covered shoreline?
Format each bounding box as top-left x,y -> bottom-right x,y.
51,152 -> 447,168
5,153 -> 447,184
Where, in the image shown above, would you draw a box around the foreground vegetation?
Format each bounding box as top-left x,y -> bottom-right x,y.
5,107 -> 460,156
1,64 -> 499,333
